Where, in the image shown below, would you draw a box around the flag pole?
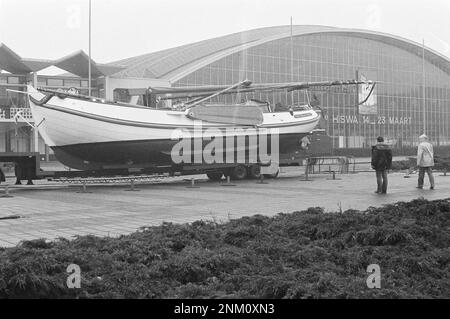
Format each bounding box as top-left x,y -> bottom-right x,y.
422,39 -> 426,134
290,16 -> 293,104
88,0 -> 92,96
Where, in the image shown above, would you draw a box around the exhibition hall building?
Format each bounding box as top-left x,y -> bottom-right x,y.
1,25 -> 450,158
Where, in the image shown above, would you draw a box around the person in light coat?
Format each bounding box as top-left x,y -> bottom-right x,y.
417,134 -> 435,190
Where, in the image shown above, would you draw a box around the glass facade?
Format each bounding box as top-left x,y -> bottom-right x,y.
1,31 -> 449,157
174,34 -> 450,153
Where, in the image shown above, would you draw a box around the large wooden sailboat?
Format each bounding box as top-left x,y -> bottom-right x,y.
26,80 -> 373,172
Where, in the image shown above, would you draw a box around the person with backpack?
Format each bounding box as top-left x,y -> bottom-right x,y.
371,136 -> 393,194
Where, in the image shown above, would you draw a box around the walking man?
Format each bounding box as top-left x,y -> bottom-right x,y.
417,134 -> 435,190
371,136 -> 392,194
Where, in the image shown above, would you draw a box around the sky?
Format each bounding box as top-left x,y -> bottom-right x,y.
0,0 -> 449,67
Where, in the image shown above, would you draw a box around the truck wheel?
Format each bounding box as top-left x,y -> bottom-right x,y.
207,172 -> 223,181
248,164 -> 261,179
231,165 -> 247,180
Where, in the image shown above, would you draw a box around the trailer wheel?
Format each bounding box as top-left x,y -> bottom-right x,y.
207,172 -> 223,181
231,165 -> 247,180
248,164 -> 261,179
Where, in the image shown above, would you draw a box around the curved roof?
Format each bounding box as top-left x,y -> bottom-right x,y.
107,25 -> 450,82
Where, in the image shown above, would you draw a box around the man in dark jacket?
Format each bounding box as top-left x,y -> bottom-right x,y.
0,167 -> 5,184
371,136 -> 393,194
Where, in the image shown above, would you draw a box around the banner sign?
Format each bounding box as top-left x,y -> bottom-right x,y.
327,114 -> 412,125
358,73 -> 377,115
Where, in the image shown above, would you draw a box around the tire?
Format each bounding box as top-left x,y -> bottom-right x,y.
231,165 -> 248,180
206,172 -> 223,181
248,164 -> 261,179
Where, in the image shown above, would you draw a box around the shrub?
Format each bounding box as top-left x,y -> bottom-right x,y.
0,198 -> 449,298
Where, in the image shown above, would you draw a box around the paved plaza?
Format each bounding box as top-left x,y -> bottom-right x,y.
0,167 -> 449,247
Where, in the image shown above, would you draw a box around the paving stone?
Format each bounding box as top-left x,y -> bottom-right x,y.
0,169 -> 449,247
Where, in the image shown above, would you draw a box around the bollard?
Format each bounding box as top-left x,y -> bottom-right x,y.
185,177 -> 200,188
258,173 -> 268,184
126,179 -> 141,191
327,171 -> 341,180
76,181 -> 92,193
404,166 -> 414,178
300,166 -> 313,181
221,175 -> 236,186
1,185 -> 14,198
439,168 -> 449,177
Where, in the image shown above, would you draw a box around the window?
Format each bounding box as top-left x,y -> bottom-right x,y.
37,78 -> 47,86
64,79 -> 81,87
47,78 -> 63,86
7,76 -> 19,84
